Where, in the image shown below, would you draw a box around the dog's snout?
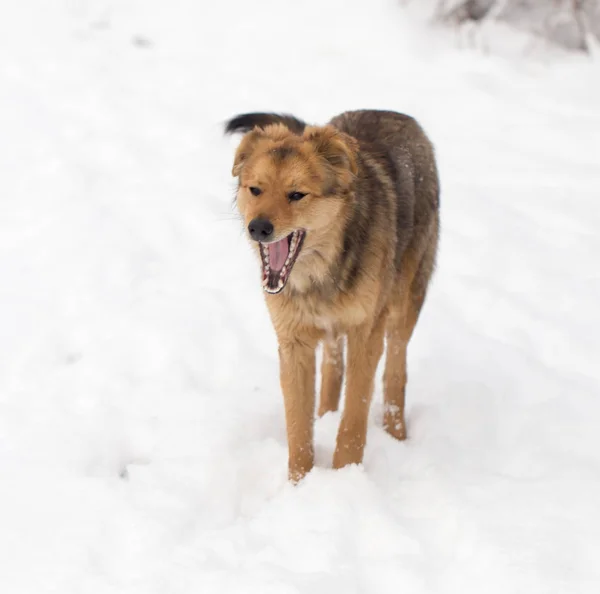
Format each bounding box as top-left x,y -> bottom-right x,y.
248,217 -> 274,242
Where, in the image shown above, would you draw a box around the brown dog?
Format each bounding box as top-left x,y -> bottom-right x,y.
225,110 -> 440,482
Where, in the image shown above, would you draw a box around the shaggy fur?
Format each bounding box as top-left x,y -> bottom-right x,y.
225,109 -> 440,482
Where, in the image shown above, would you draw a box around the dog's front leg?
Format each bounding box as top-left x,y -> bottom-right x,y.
278,336 -> 317,482
333,315 -> 386,469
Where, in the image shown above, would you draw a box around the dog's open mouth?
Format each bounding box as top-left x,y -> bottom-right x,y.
259,230 -> 305,294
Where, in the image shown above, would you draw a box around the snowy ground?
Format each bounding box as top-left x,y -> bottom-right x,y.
1,0 -> 600,592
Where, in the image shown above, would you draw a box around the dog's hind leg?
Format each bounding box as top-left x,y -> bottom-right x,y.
318,334 -> 345,417
333,314 -> 386,469
383,238 -> 436,440
383,293 -> 422,441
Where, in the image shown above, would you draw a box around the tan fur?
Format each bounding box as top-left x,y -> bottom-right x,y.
318,333 -> 344,417
229,111 -> 439,481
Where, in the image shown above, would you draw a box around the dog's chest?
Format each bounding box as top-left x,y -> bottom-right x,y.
284,291 -> 369,334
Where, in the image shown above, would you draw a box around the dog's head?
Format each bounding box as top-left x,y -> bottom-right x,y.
232,123 -> 359,294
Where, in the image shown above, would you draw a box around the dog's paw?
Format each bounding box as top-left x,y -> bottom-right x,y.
383,415 -> 407,441
288,462 -> 313,484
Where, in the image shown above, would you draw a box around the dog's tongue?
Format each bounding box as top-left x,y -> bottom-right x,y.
268,237 -> 289,272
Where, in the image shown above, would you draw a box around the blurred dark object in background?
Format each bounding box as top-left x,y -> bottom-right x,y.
434,0 -> 599,53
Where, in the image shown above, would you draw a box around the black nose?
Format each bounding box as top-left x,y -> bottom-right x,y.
248,217 -> 274,242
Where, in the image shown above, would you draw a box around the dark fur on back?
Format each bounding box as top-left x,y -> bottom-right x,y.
329,110 -> 440,286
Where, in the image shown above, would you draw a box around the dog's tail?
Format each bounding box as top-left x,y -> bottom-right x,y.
224,112 -> 307,135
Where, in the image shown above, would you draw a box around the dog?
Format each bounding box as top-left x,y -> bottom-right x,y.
225,110 -> 440,482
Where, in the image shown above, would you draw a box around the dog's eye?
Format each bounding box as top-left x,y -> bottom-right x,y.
288,191 -> 307,202
249,187 -> 262,196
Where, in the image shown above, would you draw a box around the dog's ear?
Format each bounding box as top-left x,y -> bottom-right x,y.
304,126 -> 359,189
232,129 -> 264,177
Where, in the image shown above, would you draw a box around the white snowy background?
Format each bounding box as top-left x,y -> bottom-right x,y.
1,0 -> 599,592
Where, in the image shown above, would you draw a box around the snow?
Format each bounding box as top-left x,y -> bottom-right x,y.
1,0 -> 600,592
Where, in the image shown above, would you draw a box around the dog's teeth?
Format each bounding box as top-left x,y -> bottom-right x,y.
278,279 -> 284,288
281,266 -> 287,276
